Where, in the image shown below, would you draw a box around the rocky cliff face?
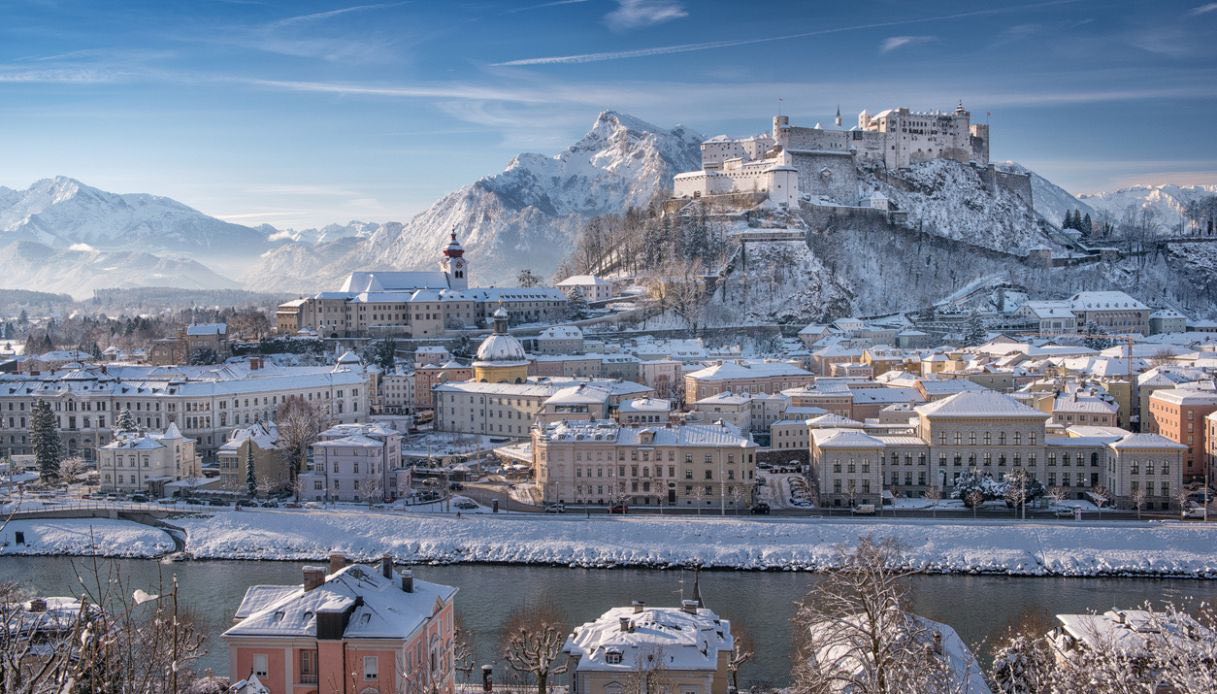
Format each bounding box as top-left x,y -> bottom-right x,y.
245,111 -> 705,292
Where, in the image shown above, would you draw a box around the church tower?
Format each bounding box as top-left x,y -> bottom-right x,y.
440,229 -> 469,290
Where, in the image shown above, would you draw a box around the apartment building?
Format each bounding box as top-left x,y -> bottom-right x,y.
1146,388 -> 1217,481
683,361 -> 813,402
299,423 -> 405,503
533,420 -> 758,509
97,423 -> 200,494
0,361 -> 368,461
224,556 -> 456,694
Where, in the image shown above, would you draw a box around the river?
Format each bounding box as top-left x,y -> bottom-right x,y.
1,557 -> 1214,687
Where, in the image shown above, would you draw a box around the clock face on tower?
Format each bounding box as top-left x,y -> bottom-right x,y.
454,259 -> 465,269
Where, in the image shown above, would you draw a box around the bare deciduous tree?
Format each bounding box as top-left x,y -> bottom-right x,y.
501,605 -> 567,694
276,395 -> 323,500
791,536 -> 974,694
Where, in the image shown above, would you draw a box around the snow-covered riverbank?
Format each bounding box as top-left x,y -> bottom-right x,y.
5,509 -> 1216,578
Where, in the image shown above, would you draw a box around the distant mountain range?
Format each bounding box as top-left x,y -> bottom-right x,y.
2,113 -> 1212,305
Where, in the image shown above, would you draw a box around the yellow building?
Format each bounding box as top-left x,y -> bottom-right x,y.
472,306 -> 530,383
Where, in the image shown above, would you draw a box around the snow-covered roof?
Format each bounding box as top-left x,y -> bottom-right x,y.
185,323 -> 227,336
694,391 -> 752,406
538,420 -> 755,448
807,414 -> 864,429
1108,433 -> 1188,451
475,333 -> 527,364
618,398 -> 671,413
1070,291 -> 1148,311
811,428 -> 884,448
340,271 -> 450,293
1149,388 -> 1217,406
917,391 -> 1049,419
687,360 -> 810,381
225,563 -> 456,640
538,325 -> 584,340
563,604 -> 733,673
556,275 -> 611,287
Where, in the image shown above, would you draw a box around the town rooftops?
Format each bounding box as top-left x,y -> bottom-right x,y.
618,398 -> 671,413
917,390 -> 1050,419
225,562 -> 456,640
563,603 -> 733,672
339,271 -> 450,293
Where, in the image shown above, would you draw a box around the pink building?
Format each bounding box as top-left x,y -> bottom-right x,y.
224,554 -> 458,694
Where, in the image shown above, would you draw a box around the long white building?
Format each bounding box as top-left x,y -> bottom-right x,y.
0,360 -> 369,461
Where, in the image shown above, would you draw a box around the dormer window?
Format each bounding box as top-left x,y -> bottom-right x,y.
605,650 -> 623,665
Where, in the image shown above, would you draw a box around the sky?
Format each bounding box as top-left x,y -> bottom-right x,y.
2,0 -> 1216,229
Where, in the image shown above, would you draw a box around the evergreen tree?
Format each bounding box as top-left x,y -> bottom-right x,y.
1082,213 -> 1093,237
116,408 -> 137,433
17,309 -> 28,326
30,400 -> 61,482
1062,211 -> 1073,229
567,289 -> 590,320
963,314 -> 987,346
245,444 -> 258,498
371,338 -> 397,371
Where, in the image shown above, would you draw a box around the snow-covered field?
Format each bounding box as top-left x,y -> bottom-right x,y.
6,509 -> 1214,578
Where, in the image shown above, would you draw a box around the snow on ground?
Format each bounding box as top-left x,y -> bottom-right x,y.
0,518 -> 175,557
160,510 -> 1217,577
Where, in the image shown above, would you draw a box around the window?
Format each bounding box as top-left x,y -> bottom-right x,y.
300,650 -> 319,684
605,650 -> 624,664
253,654 -> 268,678
364,655 -> 379,680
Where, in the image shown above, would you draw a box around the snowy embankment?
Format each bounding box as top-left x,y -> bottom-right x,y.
0,518 -> 175,558
6,510 -> 1216,578
170,510 -> 1217,578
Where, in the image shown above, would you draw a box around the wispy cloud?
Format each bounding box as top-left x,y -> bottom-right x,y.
504,0 -> 590,15
494,0 -> 1081,65
880,35 -> 936,53
235,77 -> 553,103
1189,3 -> 1217,15
269,2 -> 408,29
604,0 -> 687,32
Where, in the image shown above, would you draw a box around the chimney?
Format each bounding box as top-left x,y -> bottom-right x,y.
619,616 -> 631,632
250,356 -> 263,370
329,551 -> 348,574
303,566 -> 325,591
682,599 -> 699,615
482,664 -> 494,693
380,555 -> 393,579
28,598 -> 47,613
401,569 -> 414,593
632,600 -> 644,614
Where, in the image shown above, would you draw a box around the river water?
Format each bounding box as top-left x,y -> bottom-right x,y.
1,557 -> 1214,688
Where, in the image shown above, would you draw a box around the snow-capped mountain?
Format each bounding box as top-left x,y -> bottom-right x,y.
266,220 -> 387,245
1078,184 -> 1217,230
0,176 -> 268,261
246,111 -> 704,292
0,240 -> 239,298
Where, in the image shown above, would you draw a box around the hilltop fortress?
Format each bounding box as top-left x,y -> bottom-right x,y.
674,104 -> 995,207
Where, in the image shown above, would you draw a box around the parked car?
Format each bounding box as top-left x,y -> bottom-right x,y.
448,482 -> 465,491
129,494 -> 148,503
609,502 -> 628,514
1181,505 -> 1208,519
455,500 -> 479,510
750,502 -> 771,515
850,503 -> 877,515
544,502 -> 566,513
1054,507 -> 1076,519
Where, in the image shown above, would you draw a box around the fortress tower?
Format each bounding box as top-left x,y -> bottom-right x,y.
440,230 -> 469,290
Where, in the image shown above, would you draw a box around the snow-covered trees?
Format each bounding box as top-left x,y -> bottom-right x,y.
987,603 -> 1217,693
58,456 -> 87,484
501,604 -> 567,694
115,407 -> 138,433
952,471 -> 1044,514
245,445 -> 258,499
30,400 -> 61,483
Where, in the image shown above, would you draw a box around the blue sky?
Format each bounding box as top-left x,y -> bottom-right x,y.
2,0 -> 1215,228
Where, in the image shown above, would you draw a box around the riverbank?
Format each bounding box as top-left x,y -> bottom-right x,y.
4,509 -> 1217,577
